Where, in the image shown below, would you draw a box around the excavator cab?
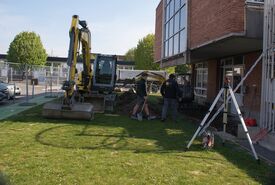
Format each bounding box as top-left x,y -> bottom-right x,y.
93,54 -> 117,93
88,54 -> 117,113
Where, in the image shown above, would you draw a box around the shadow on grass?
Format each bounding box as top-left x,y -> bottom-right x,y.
33,120 -> 193,152
4,105 -> 191,151
213,139 -> 275,185
35,125 -> 129,150
0,172 -> 10,185
2,105 -> 275,184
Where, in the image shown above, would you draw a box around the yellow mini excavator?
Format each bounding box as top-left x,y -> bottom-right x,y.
42,15 -> 117,120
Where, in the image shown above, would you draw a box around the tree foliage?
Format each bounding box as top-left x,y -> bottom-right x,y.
7,31 -> 47,67
134,34 -> 159,70
175,64 -> 191,74
91,53 -> 96,60
124,47 -> 136,61
164,67 -> 175,74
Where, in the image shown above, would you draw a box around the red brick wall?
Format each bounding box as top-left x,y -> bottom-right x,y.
154,0 -> 163,62
207,60 -> 218,102
189,0 -> 245,49
243,52 -> 262,112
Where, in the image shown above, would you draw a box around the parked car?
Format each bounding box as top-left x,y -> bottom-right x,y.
0,80 -> 17,99
0,84 -> 8,102
15,86 -> 21,95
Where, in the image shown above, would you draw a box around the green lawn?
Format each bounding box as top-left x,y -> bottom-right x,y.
0,105 -> 274,185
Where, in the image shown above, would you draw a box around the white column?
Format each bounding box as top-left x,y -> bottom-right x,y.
261,0 -> 275,132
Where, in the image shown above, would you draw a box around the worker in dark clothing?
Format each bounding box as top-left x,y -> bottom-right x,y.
131,72 -> 154,120
160,74 -> 181,122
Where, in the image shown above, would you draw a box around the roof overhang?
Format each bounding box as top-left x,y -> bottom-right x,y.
157,52 -> 188,68
190,34 -> 263,63
0,54 -> 135,66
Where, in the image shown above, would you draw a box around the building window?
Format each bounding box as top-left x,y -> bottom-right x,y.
179,29 -> 187,52
246,0 -> 264,4
180,5 -> 186,30
169,38 -> 173,56
165,5 -> 169,21
165,41 -> 169,57
173,33 -> 179,54
169,0 -> 174,18
165,23 -> 169,40
163,0 -> 187,58
174,12 -> 180,33
169,18 -> 174,37
195,63 -> 208,98
221,56 -> 244,93
175,0 -> 180,12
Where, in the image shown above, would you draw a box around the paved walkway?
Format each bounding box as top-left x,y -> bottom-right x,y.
238,140 -> 275,166
216,131 -> 275,166
0,95 -> 56,120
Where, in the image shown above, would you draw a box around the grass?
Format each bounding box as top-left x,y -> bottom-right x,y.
0,103 -> 274,184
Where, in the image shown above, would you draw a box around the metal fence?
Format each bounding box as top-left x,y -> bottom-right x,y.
0,61 -> 69,103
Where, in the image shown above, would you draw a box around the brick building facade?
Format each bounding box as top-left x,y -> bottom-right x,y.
189,0 -> 245,49
155,0 -> 264,121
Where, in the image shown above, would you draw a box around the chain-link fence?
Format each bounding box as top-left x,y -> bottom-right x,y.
0,61 -> 68,104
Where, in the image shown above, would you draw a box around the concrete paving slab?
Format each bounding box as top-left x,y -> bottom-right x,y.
258,132 -> 275,152
0,95 -> 56,120
215,131 -> 275,165
238,140 -> 275,166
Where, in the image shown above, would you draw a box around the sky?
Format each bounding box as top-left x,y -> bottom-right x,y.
0,0 -> 160,57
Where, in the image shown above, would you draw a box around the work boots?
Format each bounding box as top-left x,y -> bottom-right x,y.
147,115 -> 156,120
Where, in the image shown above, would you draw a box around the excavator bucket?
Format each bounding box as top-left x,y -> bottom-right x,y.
88,95 -> 105,113
85,93 -> 117,113
42,102 -> 94,120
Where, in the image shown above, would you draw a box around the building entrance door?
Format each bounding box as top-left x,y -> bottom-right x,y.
223,65 -> 244,114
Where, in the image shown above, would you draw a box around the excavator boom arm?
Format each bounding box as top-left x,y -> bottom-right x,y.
63,15 -> 92,101
43,15 -> 94,120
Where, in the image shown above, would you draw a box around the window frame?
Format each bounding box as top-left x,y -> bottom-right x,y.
245,0 -> 264,4
194,63 -> 208,98
163,0 -> 187,58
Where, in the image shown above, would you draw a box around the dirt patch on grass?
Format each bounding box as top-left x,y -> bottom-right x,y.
116,91 -> 240,134
116,90 -> 161,117
116,90 -> 137,116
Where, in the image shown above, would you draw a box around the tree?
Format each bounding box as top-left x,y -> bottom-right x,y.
125,47 -> 136,61
164,66 -> 175,74
91,53 -> 96,60
7,31 -> 47,67
175,64 -> 191,74
134,34 -> 159,70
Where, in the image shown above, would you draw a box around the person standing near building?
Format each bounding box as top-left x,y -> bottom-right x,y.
160,74 -> 181,122
131,72 -> 151,120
